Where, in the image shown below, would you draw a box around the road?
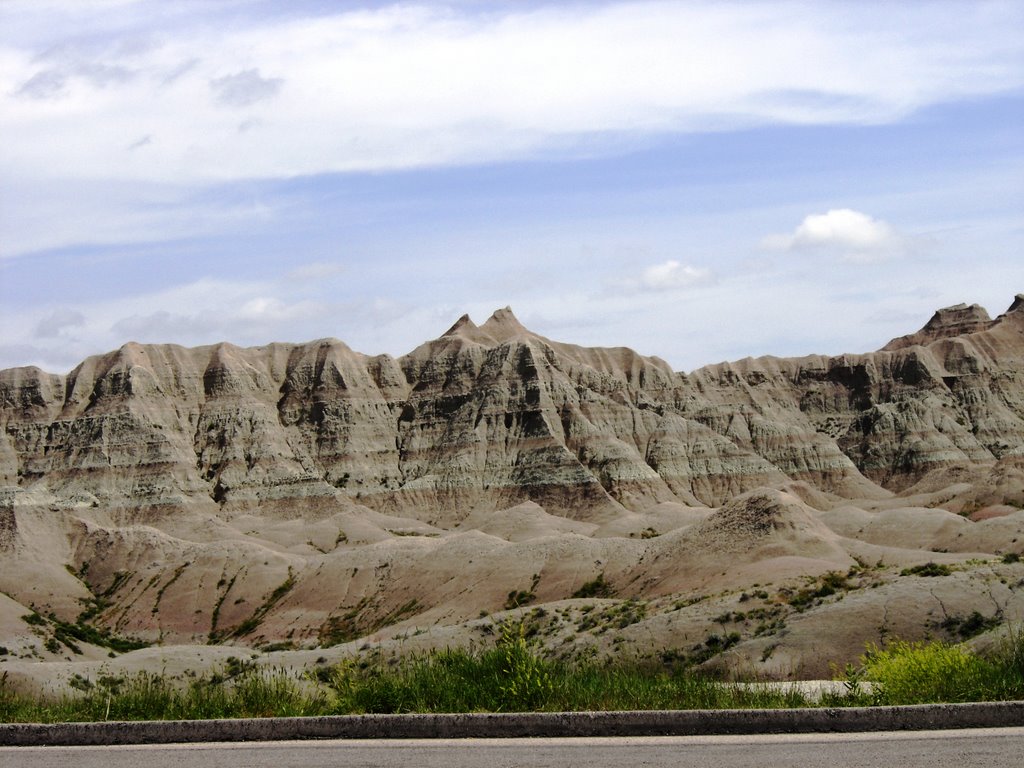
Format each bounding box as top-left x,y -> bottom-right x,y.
4,728 -> 1023,768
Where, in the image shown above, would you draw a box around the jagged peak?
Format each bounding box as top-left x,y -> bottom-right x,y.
435,312 -> 504,347
401,313 -> 497,352
1006,294 -> 1024,314
881,300 -> 994,351
480,306 -> 532,342
442,313 -> 478,337
928,302 -> 990,323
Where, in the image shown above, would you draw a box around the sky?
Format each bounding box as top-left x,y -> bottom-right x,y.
1,0 -> 1022,374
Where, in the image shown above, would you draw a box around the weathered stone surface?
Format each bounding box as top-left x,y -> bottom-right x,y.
882,302 -> 994,351
0,298 -> 1022,677
3,299 -> 1022,523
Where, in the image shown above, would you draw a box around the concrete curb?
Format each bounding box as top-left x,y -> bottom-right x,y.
2,702 -> 1024,746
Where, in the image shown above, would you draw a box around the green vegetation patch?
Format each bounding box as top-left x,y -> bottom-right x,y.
211,568 -> 296,643
834,628 -> 1024,705
152,563 -> 189,614
22,607 -> 148,655
4,624 -> 1024,722
209,570 -> 242,640
504,573 -> 541,610
781,571 -> 853,611
51,616 -> 148,655
939,611 -> 1001,640
575,599 -> 647,634
317,620 -> 806,715
571,573 -> 615,599
900,562 -> 953,578
0,665 -> 328,723
318,597 -> 421,647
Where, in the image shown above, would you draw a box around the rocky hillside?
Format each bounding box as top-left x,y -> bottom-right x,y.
0,296 -> 1022,680
3,297 -> 1023,519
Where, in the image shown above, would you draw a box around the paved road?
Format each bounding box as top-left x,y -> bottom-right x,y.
4,728 -> 1024,768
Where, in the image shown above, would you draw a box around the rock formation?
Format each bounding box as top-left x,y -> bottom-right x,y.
6,297 -> 1023,518
0,296 -> 1022,680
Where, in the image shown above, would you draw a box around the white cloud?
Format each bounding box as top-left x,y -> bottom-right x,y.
33,308 -> 85,338
103,279 -> 328,344
0,178 -> 277,257
636,260 -> 713,291
15,69 -> 67,99
0,1 -> 1021,187
209,68 -> 283,108
2,273 -> 361,371
761,209 -> 901,261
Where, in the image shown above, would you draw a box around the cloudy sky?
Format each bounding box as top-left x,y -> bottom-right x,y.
2,0 -> 1022,373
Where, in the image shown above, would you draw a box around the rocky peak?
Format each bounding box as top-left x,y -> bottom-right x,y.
413,308 -> 540,352
882,302 -> 993,351
479,306 -> 533,343
442,314 -> 478,337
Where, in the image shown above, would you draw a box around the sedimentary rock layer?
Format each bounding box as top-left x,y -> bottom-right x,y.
3,297 -> 1022,520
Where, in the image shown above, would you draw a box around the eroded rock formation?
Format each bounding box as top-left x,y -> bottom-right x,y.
0,296 -> 1022,675
5,297 -> 1022,522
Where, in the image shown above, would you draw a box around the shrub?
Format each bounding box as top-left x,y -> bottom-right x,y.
940,611 -> 1000,640
861,640 -> 999,704
900,562 -> 952,577
505,574 -> 541,609
784,571 -> 849,610
571,573 -> 615,599
496,620 -> 553,711
504,590 -> 536,609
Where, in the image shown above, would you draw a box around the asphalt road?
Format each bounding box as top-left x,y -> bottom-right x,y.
4,728 -> 1024,768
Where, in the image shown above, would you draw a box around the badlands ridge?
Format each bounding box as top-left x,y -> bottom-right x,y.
1,297 -> 1024,689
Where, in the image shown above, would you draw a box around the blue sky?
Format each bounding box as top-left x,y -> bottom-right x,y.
1,0 -> 1022,373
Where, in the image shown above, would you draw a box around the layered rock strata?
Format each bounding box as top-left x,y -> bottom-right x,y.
3,298 -> 1023,522
0,296 -> 1022,652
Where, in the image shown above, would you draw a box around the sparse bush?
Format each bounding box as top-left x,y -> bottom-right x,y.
505,573 -> 541,610
571,573 -> 615,599
847,628 -> 1024,705
504,589 -> 536,609
940,611 -> 1000,640
784,571 -> 850,610
900,562 -> 952,578
860,640 -> 996,704
496,619 -> 554,711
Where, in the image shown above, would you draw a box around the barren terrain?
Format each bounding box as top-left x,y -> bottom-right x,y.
2,297 -> 1023,694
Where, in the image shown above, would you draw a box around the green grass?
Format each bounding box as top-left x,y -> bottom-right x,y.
0,621 -> 807,723
320,649 -> 810,715
0,667 -> 330,723
3,623 -> 1023,723
829,626 -> 1024,706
